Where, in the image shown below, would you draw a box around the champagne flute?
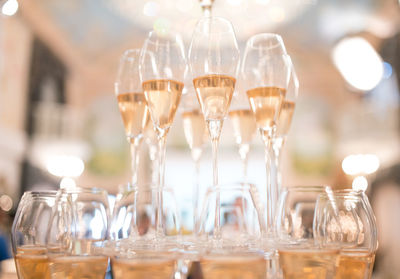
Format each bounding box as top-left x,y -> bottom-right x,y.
229,80 -> 257,183
241,33 -> 290,233
115,49 -> 150,185
272,57 -> 299,197
188,17 -> 240,238
181,89 -> 207,233
139,30 -> 186,239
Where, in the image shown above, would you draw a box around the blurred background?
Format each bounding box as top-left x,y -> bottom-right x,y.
0,0 -> 400,277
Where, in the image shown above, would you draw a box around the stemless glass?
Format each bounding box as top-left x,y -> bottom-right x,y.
197,182 -> 266,279
229,79 -> 257,183
188,16 -> 240,237
242,33 -> 290,233
317,189 -> 378,279
272,57 -> 299,196
11,191 -> 57,279
275,186 -> 341,279
139,30 -> 186,239
46,187 -> 110,279
115,49 -> 150,185
181,88 -> 207,233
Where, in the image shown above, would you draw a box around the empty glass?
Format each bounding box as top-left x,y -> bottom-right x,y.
11,191 -> 57,279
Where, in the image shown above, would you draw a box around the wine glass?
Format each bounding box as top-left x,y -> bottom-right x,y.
275,186 -> 342,279
115,49 -> 150,185
11,191 -> 57,279
272,57 -> 299,198
139,30 -> 186,239
181,85 -> 208,233
197,182 -> 267,278
317,189 -> 378,279
46,187 -> 110,279
188,16 -> 240,237
229,79 -> 257,183
241,33 -> 290,233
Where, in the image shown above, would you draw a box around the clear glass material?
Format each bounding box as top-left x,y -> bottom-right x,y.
188,17 -> 240,237
317,189 -> 378,279
115,49 -> 149,185
275,186 -> 342,279
272,57 -> 299,200
140,30 -> 186,239
242,33 -> 291,233
198,0 -> 215,17
196,182 -> 266,279
229,78 -> 257,183
11,191 -> 57,279
46,187 -> 110,279
181,86 -> 207,233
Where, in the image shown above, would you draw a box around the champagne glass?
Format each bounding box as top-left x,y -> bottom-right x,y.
197,182 -> 266,278
46,187 -> 110,279
275,186 -> 341,279
229,80 -> 257,183
115,49 -> 150,185
188,17 -> 240,238
11,191 -> 57,279
241,33 -> 290,233
317,189 -> 378,279
139,30 -> 186,239
181,88 -> 207,233
272,57 -> 299,197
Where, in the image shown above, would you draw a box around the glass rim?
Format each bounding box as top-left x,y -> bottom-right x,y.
193,16 -> 235,35
246,33 -> 286,51
59,186 -> 108,195
22,190 -> 58,198
144,30 -> 184,46
282,185 -> 331,192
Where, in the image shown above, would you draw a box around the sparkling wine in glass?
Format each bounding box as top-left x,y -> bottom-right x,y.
140,30 -> 186,239
229,82 -> 257,182
188,16 -> 240,238
242,33 -> 290,233
272,57 -> 299,197
181,91 -> 208,233
115,49 -> 150,185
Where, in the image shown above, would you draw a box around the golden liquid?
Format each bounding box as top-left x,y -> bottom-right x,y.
335,251 -> 375,279
142,79 -> 184,131
279,249 -> 340,279
49,255 -> 109,279
246,87 -> 285,131
112,257 -> 176,279
117,92 -> 149,141
276,100 -> 295,136
193,74 -> 236,121
200,255 -> 267,279
182,110 -> 207,150
229,109 -> 257,145
15,246 -> 50,279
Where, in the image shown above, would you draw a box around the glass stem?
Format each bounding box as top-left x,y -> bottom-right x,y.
207,119 -> 223,239
239,143 -> 250,183
262,131 -> 277,235
130,137 -> 142,185
272,137 -> 285,198
193,157 -> 201,234
156,133 -> 167,238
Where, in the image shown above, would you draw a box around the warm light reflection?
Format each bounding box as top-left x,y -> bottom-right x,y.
60,177 -> 77,189
342,154 -> 380,175
352,176 -> 368,192
0,195 -> 13,212
1,0 -> 18,16
332,37 -> 383,91
46,155 -> 84,177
